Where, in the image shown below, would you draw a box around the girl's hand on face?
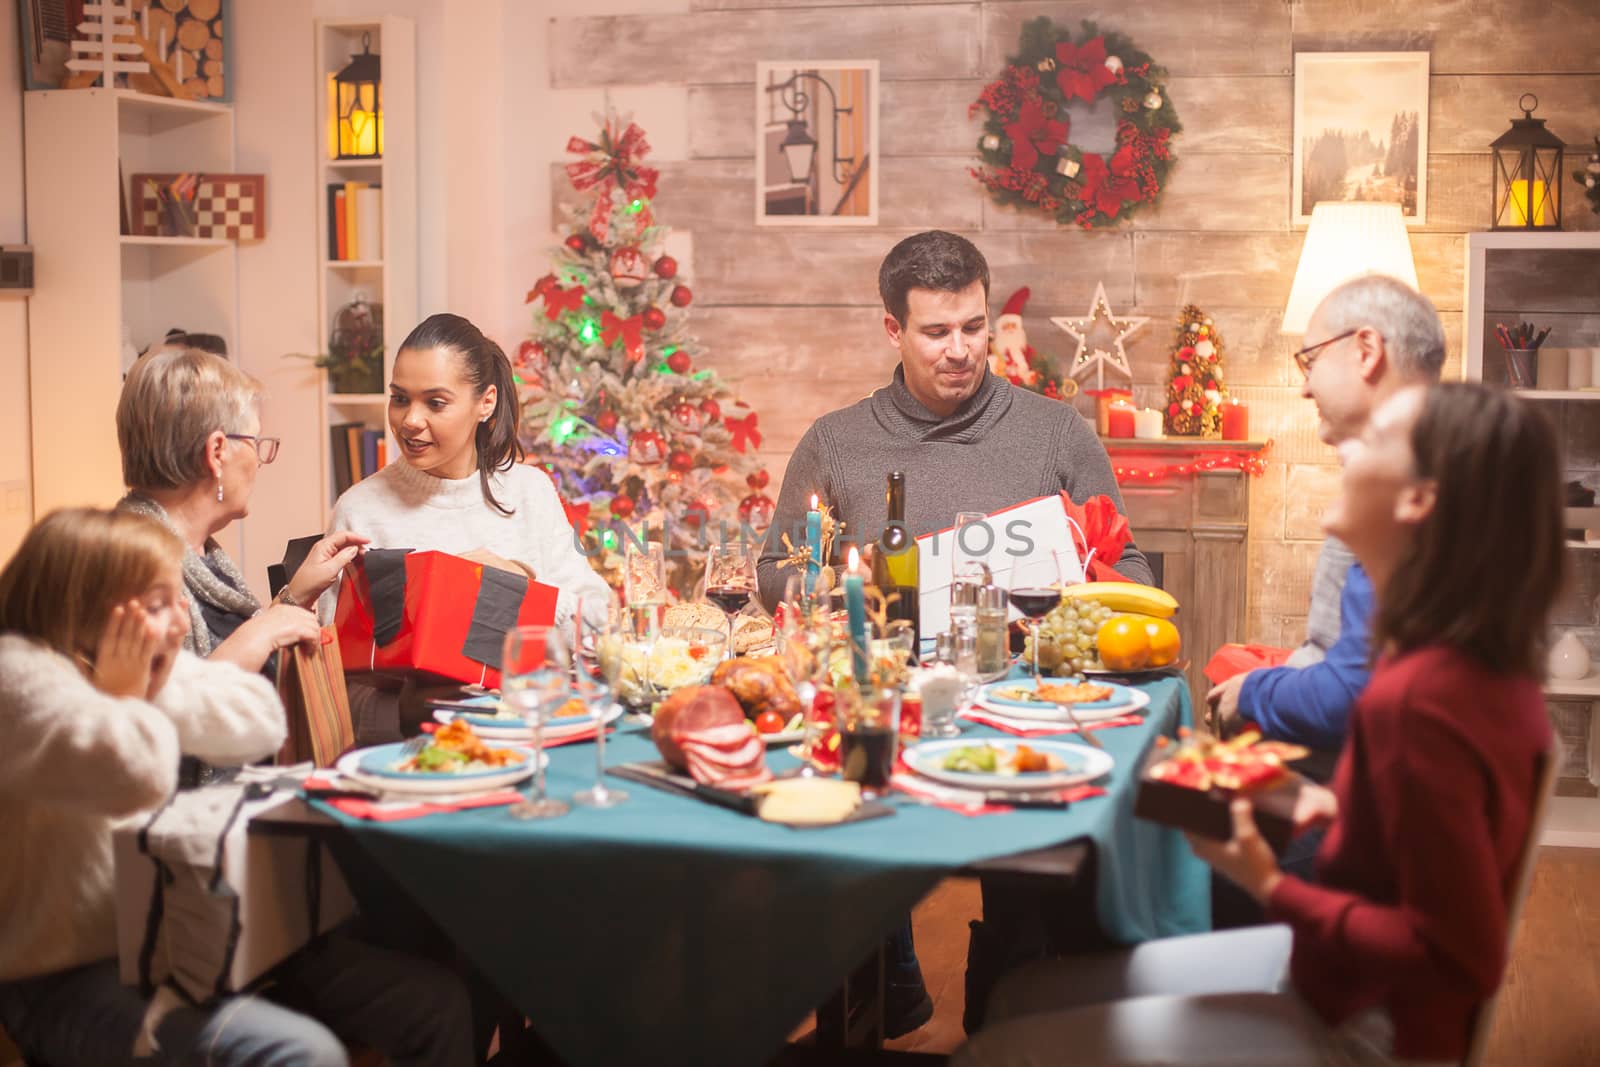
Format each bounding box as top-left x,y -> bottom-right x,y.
94,601 -> 160,699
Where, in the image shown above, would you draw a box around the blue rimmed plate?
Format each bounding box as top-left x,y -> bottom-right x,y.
975,678 -> 1149,723
902,738 -> 1113,792
334,743 -> 542,796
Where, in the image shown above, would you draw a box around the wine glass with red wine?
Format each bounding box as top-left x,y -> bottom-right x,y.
1009,550 -> 1064,680
703,541 -> 757,644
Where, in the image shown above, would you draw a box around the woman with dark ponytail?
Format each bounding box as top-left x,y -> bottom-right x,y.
322,313 -> 612,632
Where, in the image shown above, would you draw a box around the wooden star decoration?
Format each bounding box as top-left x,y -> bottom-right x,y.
1051,282 -> 1148,392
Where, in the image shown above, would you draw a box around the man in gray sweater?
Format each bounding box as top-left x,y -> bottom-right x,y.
757,231 -> 1151,611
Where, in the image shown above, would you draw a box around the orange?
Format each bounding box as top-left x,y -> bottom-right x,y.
1096,616 -> 1151,671
1142,617 -> 1182,667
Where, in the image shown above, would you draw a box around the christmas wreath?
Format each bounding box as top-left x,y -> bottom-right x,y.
971,18 -> 1181,229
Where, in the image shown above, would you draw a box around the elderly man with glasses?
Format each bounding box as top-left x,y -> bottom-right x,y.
1207,273 -> 1446,923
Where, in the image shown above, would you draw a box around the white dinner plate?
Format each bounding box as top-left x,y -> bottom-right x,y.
902,738 -> 1114,792
974,679 -> 1150,723
432,701 -> 625,741
334,744 -> 543,796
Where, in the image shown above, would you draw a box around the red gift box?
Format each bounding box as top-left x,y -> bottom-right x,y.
335,549 -> 559,688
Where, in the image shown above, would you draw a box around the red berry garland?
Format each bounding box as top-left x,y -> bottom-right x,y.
972,18 -> 1180,230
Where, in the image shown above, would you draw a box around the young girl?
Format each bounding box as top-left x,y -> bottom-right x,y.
0,509 -> 472,1067
321,313 -> 612,632
954,383 -> 1564,1067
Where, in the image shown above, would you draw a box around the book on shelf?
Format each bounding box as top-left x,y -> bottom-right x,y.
329,185 -> 347,260
355,186 -> 382,261
360,429 -> 382,479
329,420 -> 362,497
343,181 -> 365,260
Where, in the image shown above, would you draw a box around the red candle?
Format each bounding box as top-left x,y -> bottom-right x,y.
1106,400 -> 1136,439
1221,398 -> 1249,441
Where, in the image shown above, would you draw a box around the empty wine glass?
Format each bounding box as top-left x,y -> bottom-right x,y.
569,674 -> 623,808
624,540 -> 667,608
778,573 -> 827,777
502,624 -> 570,820
703,540 -> 757,646
1009,550 -> 1064,681
950,511 -> 990,633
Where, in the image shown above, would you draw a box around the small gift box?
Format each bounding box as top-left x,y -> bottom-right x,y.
1133,730 -> 1306,851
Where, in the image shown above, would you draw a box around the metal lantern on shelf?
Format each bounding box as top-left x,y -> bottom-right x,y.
1491,93 -> 1564,231
334,33 -> 383,159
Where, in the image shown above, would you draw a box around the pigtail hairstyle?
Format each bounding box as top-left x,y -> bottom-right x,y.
396,313 -> 525,516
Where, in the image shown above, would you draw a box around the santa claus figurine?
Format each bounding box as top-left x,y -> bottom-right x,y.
990,287 -> 1039,386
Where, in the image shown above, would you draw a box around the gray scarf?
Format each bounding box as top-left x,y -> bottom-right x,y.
117,493 -> 261,657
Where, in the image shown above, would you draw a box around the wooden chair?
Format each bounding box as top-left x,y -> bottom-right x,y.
1460,741 -> 1562,1067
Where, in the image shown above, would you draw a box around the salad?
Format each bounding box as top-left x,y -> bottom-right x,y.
395,720 -> 526,774
939,743 -> 1065,776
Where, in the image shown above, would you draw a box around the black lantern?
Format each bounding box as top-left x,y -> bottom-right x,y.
334,32 -> 382,159
1491,93 -> 1563,230
765,70 -> 856,186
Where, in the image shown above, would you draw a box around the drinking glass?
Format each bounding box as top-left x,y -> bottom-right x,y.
921,629 -> 975,739
569,674 -> 624,808
703,541 -> 757,644
778,574 -> 827,777
837,683 -> 901,799
624,540 -> 667,608
950,511 -> 991,631
502,625 -> 570,820
1009,550 -> 1064,680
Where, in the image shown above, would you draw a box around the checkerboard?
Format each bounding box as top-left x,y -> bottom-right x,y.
130,173 -> 267,240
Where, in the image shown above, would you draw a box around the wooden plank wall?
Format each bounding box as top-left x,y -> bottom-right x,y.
548,0 -> 1600,645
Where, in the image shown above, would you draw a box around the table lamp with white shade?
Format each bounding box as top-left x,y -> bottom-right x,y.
1281,202 -> 1420,335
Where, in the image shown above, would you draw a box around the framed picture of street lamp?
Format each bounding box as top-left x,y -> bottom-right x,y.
755,60 -> 879,226
1293,51 -> 1430,226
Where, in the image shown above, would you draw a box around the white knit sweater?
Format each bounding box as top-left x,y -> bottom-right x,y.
322,460 -> 614,631
0,636 -> 284,981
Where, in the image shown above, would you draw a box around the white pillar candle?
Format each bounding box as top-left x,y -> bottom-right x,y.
1133,408 -> 1164,439
1591,348 -> 1600,390
1569,348 -> 1593,390
1535,348 -> 1568,391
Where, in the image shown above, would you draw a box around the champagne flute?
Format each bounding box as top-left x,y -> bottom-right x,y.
950,511 -> 990,635
703,540 -> 756,647
624,540 -> 667,608
778,574 -> 826,776
502,624 -> 569,820
1010,550 -> 1064,681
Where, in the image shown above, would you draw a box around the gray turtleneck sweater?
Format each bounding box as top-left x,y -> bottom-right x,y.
757,365 -> 1152,609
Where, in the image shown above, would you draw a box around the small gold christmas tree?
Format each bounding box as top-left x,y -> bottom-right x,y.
1163,305 -> 1228,436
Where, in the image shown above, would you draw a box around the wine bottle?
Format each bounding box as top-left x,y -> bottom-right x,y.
871,471 -> 920,652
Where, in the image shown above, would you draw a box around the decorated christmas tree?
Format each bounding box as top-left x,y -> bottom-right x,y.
518,115 -> 770,594
1162,305 -> 1228,436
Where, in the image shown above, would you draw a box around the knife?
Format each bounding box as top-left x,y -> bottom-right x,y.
982,792 -> 1071,809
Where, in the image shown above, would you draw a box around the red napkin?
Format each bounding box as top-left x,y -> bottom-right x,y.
959,708 -> 1143,737
1202,643 -> 1291,686
891,770 -> 1105,816
302,775 -> 524,821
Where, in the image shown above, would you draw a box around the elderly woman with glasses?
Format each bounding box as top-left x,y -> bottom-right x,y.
115,348 -> 367,677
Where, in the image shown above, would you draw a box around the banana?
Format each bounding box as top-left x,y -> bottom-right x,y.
1060,581 -> 1178,619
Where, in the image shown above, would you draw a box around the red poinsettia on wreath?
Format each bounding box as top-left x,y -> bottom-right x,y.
972,18 -> 1182,230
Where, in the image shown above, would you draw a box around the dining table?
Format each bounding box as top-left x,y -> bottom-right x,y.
249,674 -> 1208,1067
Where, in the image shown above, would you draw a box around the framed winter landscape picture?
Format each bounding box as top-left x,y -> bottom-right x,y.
755,60 -> 879,226
1293,52 -> 1429,226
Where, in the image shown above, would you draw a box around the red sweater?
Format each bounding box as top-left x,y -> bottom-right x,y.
1266,644 -> 1550,1061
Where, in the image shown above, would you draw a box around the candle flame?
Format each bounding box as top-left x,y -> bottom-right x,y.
847,546 -> 860,570
810,493 -> 819,509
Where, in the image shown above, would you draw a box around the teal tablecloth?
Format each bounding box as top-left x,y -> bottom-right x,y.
311,677 -> 1206,1067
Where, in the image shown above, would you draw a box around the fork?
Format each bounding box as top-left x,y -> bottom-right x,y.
399,735 -> 427,758
1063,704 -> 1104,749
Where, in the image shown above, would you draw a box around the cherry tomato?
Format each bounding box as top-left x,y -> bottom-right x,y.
754,710 -> 786,734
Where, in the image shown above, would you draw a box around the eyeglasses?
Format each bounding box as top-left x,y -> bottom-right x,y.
225,434 -> 280,464
1292,329 -> 1358,378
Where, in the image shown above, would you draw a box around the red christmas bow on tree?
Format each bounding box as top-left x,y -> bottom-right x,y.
563,499 -> 591,539
726,409 -> 762,453
525,273 -> 559,304
540,283 -> 586,321
1054,35 -> 1117,103
564,118 -> 660,244
1003,97 -> 1069,172
600,310 -> 644,361
1059,493 -> 1132,582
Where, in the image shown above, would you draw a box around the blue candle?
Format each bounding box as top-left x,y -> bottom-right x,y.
805,495 -> 822,596
844,547 -> 870,686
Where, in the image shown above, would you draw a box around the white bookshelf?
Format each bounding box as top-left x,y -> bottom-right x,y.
1464,231 -> 1600,842
314,17 -> 416,516
23,89 -> 238,559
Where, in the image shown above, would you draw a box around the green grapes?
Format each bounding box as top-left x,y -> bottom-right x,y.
1023,597 -> 1114,677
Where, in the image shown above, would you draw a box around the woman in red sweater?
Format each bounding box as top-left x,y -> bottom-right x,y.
955,382 -> 1565,1066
